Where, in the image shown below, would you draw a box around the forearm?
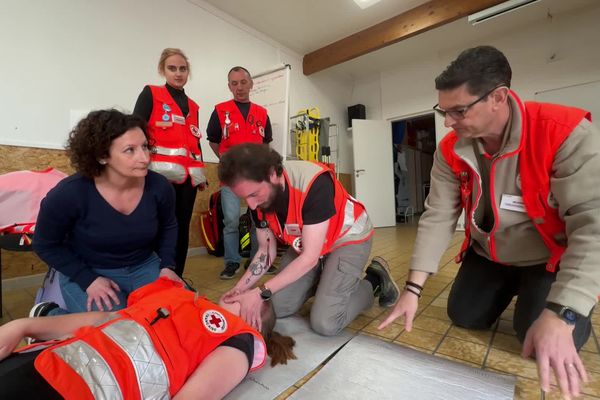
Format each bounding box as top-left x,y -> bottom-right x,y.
156,181 -> 178,268
236,251 -> 272,290
209,142 -> 220,159
549,120 -> 600,315
547,213 -> 600,315
410,151 -> 462,272
234,229 -> 277,291
157,223 -> 178,268
406,270 -> 430,287
17,312 -> 112,341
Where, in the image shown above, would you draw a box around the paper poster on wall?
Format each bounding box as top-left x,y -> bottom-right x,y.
250,64 -> 291,159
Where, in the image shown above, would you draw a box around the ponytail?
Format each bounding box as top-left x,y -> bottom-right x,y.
260,301 -> 297,366
265,331 -> 297,366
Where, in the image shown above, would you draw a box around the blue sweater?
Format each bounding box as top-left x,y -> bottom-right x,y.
33,171 -> 177,290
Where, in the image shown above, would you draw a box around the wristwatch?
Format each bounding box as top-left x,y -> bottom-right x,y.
259,284 -> 272,301
258,220 -> 269,229
545,302 -> 581,325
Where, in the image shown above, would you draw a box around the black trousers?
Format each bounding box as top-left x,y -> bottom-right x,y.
172,178 -> 198,277
447,249 -> 592,350
0,350 -> 61,398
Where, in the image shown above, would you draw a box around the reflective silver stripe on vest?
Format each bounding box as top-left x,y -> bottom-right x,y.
52,340 -> 123,400
150,162 -> 187,183
153,146 -> 187,157
102,320 -> 170,400
153,146 -> 202,161
333,199 -> 373,248
188,167 -> 207,186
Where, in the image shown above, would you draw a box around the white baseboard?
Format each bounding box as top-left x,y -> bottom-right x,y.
2,273 -> 45,292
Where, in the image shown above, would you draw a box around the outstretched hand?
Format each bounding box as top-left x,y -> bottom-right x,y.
522,309 -> 588,399
86,276 -> 121,312
378,290 -> 419,331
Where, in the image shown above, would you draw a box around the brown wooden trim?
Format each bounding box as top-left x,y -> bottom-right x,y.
303,0 -> 507,75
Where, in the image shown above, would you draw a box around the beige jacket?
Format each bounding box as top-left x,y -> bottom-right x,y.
411,95 -> 600,315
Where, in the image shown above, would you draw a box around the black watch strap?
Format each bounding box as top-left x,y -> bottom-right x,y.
545,302 -> 581,325
259,284 -> 272,301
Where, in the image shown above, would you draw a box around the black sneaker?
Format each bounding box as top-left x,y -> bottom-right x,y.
220,262 -> 240,280
29,301 -> 59,318
265,265 -> 277,275
366,256 -> 400,308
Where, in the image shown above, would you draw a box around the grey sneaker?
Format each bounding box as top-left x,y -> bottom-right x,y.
366,256 -> 400,307
220,262 -> 240,280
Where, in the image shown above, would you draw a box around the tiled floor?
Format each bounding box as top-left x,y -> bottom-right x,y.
2,222 -> 599,399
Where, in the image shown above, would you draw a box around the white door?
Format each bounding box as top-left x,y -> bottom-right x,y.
351,119 -> 396,228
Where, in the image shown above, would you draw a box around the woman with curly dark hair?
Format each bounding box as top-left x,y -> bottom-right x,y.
134,48 -> 207,277
31,109 -> 181,317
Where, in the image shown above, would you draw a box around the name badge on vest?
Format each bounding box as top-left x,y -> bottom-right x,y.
284,224 -> 302,236
500,194 -> 526,213
172,115 -> 186,125
155,121 -> 173,128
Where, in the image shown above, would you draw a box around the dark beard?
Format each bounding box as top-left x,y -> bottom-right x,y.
259,183 -> 285,213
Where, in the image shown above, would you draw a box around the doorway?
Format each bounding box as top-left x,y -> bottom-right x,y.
392,113 -> 436,223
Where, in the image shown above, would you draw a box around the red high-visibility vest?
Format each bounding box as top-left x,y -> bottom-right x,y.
147,85 -> 206,186
440,90 -> 591,272
215,100 -> 267,154
258,161 -> 373,255
34,278 -> 266,399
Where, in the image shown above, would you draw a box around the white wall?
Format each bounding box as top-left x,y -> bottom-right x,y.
0,0 -> 353,170
351,5 -> 600,144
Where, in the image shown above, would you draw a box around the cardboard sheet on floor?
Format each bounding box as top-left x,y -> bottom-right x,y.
290,334 -> 516,400
225,315 -> 353,400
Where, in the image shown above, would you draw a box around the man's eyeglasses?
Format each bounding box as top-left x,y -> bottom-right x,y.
433,85 -> 506,120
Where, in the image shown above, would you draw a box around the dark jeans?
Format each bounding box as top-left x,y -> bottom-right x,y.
447,249 -> 592,350
0,350 -> 61,398
173,177 -> 198,276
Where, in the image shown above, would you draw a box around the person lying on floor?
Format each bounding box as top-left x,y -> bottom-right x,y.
0,277 -> 296,400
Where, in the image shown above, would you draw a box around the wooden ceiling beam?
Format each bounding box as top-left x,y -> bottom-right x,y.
302,0 -> 507,75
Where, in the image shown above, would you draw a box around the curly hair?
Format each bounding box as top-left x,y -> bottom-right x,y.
218,143 -> 284,186
435,45 -> 512,96
66,109 -> 149,179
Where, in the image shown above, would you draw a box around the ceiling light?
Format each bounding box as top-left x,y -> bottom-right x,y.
353,0 -> 381,10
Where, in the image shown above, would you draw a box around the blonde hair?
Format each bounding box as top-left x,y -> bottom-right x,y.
157,48 -> 191,77
261,301 -> 297,366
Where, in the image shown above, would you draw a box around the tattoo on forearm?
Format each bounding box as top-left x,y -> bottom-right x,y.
250,253 -> 268,276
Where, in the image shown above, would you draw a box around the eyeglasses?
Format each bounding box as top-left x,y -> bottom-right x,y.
433,85 -> 506,120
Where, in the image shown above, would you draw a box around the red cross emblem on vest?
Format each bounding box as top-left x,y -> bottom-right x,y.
202,310 -> 228,333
